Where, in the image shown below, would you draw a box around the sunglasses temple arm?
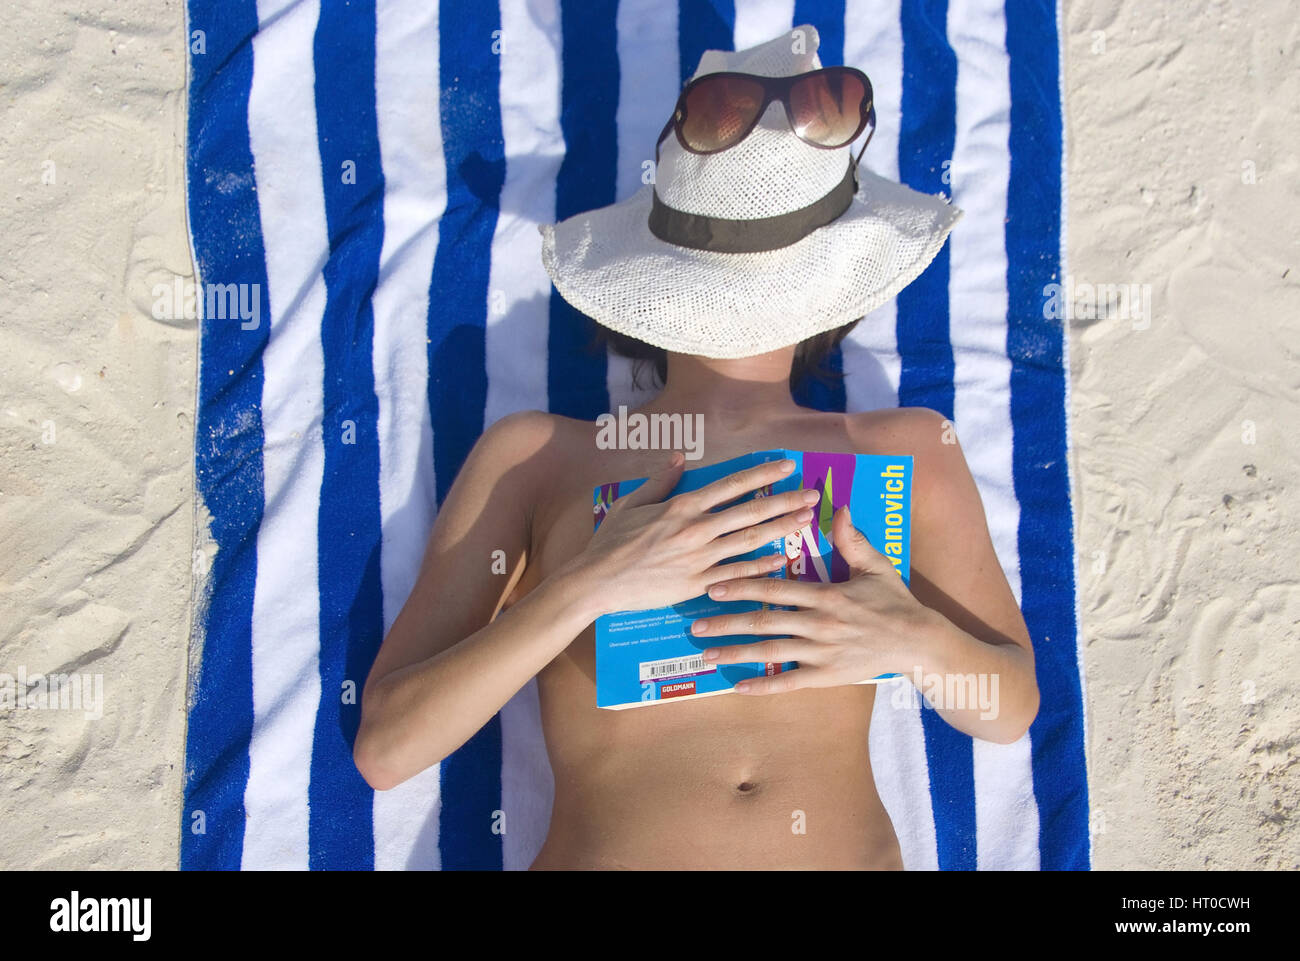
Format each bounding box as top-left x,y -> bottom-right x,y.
850,105 -> 876,186
654,116 -> 675,166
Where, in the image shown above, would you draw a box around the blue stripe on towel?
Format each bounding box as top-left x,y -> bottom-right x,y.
897,0 -> 978,872
181,0 -> 264,871
432,0 -> 506,871
548,0 -> 620,421
790,0 -> 847,414
1005,0 -> 1090,870
678,0 -> 735,88
309,0 -> 386,871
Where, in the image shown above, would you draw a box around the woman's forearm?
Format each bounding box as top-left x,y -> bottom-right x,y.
353,559 -> 604,790
908,608 -> 1040,744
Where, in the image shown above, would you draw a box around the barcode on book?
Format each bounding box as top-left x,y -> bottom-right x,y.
639,654 -> 716,683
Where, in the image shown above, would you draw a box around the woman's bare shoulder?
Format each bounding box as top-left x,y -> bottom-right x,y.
844,405 -> 951,455
474,409 -> 591,458
468,409 -> 609,498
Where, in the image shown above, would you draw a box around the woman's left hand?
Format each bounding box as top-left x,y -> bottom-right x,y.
692,505 -> 938,693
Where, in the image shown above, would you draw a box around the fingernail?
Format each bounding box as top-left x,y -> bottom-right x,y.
802,490 -> 820,504
692,619 -> 708,633
703,648 -> 719,660
734,681 -> 751,693
708,583 -> 728,598
780,459 -> 795,473
797,508 -> 813,521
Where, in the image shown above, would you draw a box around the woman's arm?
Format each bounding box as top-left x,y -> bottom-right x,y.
352,410 -> 588,790
902,406 -> 1039,742
686,407 -> 1039,744
354,418 -> 818,789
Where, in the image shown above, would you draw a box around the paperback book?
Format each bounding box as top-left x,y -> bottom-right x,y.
592,449 -> 912,709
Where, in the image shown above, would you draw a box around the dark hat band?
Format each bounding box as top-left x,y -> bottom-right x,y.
648,157 -> 859,253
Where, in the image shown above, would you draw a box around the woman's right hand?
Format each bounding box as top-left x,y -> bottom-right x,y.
569,452 -> 820,616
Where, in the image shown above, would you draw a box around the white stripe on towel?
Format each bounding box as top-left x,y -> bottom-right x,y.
485,2 -> 564,425
733,0 -> 795,52
493,0 -> 567,871
242,0 -> 326,871
370,0 -> 445,871
946,0 -> 1041,870
872,681 -> 943,871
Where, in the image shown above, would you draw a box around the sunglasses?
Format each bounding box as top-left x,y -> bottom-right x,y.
655,66 -> 875,165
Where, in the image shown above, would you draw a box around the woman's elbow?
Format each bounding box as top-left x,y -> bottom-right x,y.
352,692 -> 414,791
994,649 -> 1039,744
353,728 -> 402,792
352,710 -> 452,791
996,683 -> 1040,744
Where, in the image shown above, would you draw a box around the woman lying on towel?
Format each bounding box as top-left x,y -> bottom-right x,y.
353,29 -> 1038,870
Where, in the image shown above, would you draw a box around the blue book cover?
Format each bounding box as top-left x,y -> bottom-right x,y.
592,449 -> 913,709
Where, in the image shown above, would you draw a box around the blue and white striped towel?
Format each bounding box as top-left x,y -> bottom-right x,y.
183,0 -> 1089,870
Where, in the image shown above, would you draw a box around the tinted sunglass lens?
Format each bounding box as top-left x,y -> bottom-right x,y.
681,75 -> 766,151
789,68 -> 868,147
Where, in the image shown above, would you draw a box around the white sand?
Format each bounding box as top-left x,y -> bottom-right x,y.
1066,0 -> 1299,868
0,0 -> 1294,869
0,2 -> 194,867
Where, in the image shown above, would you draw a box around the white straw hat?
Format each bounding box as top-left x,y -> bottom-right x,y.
538,24 -> 963,360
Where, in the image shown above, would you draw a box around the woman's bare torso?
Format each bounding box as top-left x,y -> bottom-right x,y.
512,407 -> 909,870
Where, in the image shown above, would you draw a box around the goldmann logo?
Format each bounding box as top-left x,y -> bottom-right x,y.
49,891 -> 151,941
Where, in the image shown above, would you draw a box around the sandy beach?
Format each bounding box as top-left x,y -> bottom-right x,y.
1066,0 -> 1298,868
0,0 -> 1294,869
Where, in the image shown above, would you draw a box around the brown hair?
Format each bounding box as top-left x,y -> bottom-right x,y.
587,317 -> 864,393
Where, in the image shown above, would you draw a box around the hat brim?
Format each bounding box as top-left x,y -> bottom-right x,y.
539,168 -> 963,359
